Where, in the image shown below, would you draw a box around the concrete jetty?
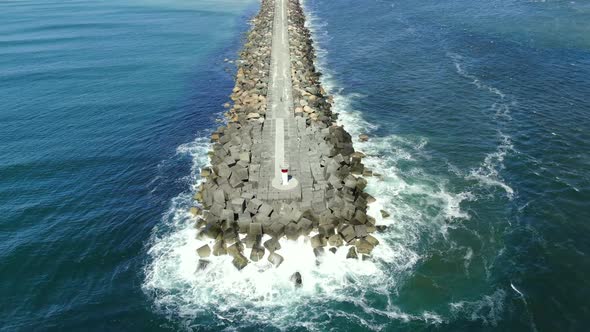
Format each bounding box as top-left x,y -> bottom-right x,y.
193,0 -> 381,270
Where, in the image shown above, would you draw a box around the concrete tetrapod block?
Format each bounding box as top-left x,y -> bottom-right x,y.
232,253 -> 249,270
238,212 -> 252,234
223,156 -> 236,168
346,246 -> 358,259
246,198 -> 263,214
284,223 -> 301,241
248,223 -> 263,236
274,202 -> 290,215
196,244 -> 211,258
287,203 -> 303,222
333,154 -> 345,165
365,193 -> 377,204
376,225 -> 388,233
216,164 -> 232,179
356,177 -> 368,191
204,224 -> 222,240
198,259 -> 210,271
365,234 -> 380,246
298,218 -> 313,235
325,160 -> 339,175
219,135 -> 231,145
220,209 -> 235,222
328,173 -> 342,190
209,204 -> 223,218
354,225 -> 368,238
201,190 -> 212,206
263,237 -> 281,252
223,229 -> 239,246
257,203 -> 274,218
318,210 -> 334,225
227,242 -> 244,257
234,166 -> 249,182
228,173 -> 241,188
231,198 -> 246,214
354,209 -> 368,224
268,252 -> 284,267
354,196 -> 367,210
278,216 -> 291,226
267,223 -> 285,238
355,238 -> 375,255
339,225 -> 356,243
239,151 -> 251,162
318,224 -> 335,237
213,188 -> 226,205
254,212 -> 271,224
341,204 -> 355,221
250,246 -> 265,262
237,219 -> 251,234
344,177 -> 358,191
327,234 -> 344,247
189,206 -> 202,217
195,218 -> 207,229
243,234 -> 262,249
310,234 -> 327,248
212,240 -> 227,256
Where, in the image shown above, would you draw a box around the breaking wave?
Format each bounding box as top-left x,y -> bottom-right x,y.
143,135 -> 438,330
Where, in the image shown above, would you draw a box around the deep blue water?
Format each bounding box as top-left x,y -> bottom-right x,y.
1,0 -> 590,331
0,0 -> 258,329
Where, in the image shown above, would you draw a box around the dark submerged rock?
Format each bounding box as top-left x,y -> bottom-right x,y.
290,272 -> 303,287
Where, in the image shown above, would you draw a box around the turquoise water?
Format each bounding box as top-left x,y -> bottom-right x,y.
1,0 -> 590,330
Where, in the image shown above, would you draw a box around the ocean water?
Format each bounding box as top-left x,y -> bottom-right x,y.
1,0 -> 589,331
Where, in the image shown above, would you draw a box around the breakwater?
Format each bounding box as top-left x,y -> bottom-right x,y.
192,0 -> 381,270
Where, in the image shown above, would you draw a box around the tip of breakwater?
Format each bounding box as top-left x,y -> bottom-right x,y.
190,0 -> 387,273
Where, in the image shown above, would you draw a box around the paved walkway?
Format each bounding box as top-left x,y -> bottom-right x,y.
252,0 -> 329,212
268,0 -> 293,187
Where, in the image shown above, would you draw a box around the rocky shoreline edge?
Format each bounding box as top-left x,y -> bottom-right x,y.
190,0 -> 385,271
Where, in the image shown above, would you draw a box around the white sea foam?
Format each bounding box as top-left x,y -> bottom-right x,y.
449,289 -> 506,326
467,132 -> 515,199
143,135 -> 438,329
449,52 -> 506,100
448,52 -> 516,199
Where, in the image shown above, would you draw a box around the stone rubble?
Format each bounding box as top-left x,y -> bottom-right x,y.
190,0 -> 386,271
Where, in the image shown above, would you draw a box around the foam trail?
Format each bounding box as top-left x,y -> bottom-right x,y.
449,289 -> 506,326
467,132 -> 515,199
448,52 -> 506,100
448,52 -> 516,199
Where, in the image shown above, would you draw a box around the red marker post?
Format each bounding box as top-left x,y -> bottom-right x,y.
281,163 -> 289,186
